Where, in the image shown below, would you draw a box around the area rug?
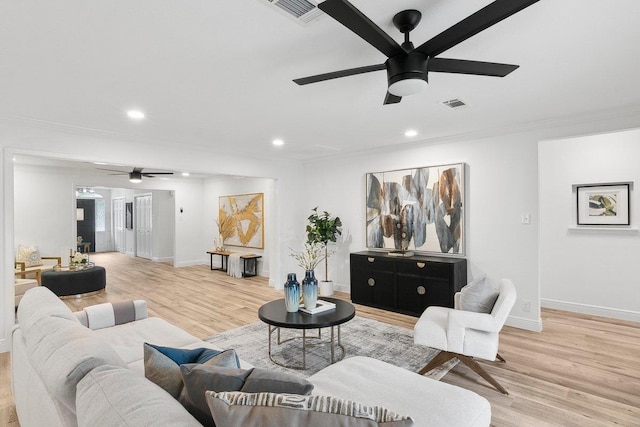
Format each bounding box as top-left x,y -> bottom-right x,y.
206,316 -> 457,379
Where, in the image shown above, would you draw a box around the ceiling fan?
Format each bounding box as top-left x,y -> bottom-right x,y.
294,0 -> 539,104
98,167 -> 174,183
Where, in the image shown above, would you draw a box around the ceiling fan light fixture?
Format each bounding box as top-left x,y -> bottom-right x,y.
388,77 -> 428,97
129,171 -> 142,183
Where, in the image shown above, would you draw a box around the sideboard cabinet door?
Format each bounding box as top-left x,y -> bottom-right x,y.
350,251 -> 467,317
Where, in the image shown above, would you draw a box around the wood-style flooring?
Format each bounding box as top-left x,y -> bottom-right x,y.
1,252 -> 638,426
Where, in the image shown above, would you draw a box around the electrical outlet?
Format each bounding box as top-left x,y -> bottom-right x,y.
521,213 -> 531,225
521,299 -> 531,312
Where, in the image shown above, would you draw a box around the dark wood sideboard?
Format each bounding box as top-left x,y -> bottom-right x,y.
350,251 -> 467,317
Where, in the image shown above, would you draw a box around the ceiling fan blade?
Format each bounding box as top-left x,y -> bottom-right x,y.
318,0 -> 403,58
142,172 -> 174,176
383,92 -> 402,105
294,63 -> 386,86
415,0 -> 539,57
97,168 -> 128,174
429,58 -> 518,77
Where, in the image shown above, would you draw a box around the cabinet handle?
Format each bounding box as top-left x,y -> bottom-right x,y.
416,262 -> 425,269
367,257 -> 375,263
417,286 -> 426,295
367,278 -> 375,287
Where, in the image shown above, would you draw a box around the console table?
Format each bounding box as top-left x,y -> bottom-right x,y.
207,250 -> 261,277
350,251 -> 467,317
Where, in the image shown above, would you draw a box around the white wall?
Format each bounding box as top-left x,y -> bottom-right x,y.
303,134 -> 541,331
14,165 -> 76,258
539,129 -> 640,321
152,190 -> 175,262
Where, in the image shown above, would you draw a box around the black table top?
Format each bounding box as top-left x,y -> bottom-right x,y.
258,297 -> 355,330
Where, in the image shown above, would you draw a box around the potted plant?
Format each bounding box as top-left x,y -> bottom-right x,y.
305,207 -> 342,296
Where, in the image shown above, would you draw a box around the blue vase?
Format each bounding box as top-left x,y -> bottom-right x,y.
284,273 -> 300,312
302,270 -> 318,310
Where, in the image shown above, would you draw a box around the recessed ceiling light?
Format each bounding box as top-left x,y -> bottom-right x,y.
404,129 -> 418,137
127,110 -> 145,120
272,139 -> 284,147
181,172 -> 190,177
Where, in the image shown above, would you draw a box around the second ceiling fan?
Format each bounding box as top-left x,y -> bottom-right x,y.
294,0 -> 540,104
98,167 -> 174,183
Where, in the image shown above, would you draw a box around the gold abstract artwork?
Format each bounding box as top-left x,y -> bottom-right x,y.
218,193 -> 264,249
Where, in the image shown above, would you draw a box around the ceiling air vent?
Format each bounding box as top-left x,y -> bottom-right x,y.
263,0 -> 323,25
441,98 -> 469,110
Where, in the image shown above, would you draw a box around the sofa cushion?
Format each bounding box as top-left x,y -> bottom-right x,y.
309,356 -> 491,427
76,365 -> 201,427
17,286 -> 79,334
178,365 -> 314,426
91,317 -> 203,366
459,276 -> 499,313
144,343 -> 240,398
24,315 -> 127,414
206,391 -> 414,427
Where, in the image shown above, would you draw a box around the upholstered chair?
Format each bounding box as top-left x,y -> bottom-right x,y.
414,278 -> 517,394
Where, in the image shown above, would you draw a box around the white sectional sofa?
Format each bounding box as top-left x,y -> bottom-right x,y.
11,287 -> 491,426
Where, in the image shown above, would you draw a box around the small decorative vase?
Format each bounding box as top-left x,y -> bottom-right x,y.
302,270 -> 318,310
283,273 -> 300,312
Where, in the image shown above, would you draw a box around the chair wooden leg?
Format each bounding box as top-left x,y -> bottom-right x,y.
456,354 -> 509,395
496,353 -> 506,363
418,351 -> 456,376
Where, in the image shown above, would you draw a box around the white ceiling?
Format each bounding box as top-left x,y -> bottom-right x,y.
2,0 -> 640,162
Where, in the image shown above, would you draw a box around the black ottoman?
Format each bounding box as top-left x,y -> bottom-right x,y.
41,266 -> 106,297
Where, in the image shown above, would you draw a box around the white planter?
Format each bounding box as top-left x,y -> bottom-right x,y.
319,280 -> 334,297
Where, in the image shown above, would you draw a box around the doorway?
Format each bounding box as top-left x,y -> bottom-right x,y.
76,199 -> 95,252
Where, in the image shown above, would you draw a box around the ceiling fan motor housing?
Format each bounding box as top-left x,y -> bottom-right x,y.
386,52 -> 429,95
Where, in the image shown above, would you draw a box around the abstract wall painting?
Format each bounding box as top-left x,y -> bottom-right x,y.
576,183 -> 630,226
366,163 -> 465,255
218,193 -> 264,249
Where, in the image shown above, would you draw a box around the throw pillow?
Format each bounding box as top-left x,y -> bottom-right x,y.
206,391 -> 414,427
144,343 -> 240,398
179,365 -> 252,426
179,365 -> 314,427
459,276 -> 499,313
16,245 -> 42,268
241,368 -> 314,395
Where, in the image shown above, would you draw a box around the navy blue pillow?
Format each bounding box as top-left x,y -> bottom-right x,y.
145,343 -> 240,366
143,343 -> 240,399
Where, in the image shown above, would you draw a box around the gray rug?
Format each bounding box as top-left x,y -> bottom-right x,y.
206,316 -> 456,379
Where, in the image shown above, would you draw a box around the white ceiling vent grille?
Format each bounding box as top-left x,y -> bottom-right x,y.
264,0 -> 323,25
441,98 -> 469,110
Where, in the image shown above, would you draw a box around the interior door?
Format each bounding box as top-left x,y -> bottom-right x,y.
135,195 -> 153,259
76,199 -> 95,252
113,198 -> 126,253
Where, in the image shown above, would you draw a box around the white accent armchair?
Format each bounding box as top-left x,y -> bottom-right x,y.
414,278 -> 517,394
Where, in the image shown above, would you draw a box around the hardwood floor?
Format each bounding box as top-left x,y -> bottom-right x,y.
1,252 -> 639,426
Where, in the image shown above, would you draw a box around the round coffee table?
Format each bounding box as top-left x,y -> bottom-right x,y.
258,297 -> 355,370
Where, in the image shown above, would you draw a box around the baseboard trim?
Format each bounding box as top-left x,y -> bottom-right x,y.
151,257 -> 173,263
541,298 -> 640,323
334,283 -> 349,294
506,315 -> 542,332
0,338 -> 9,353
175,259 -> 207,268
